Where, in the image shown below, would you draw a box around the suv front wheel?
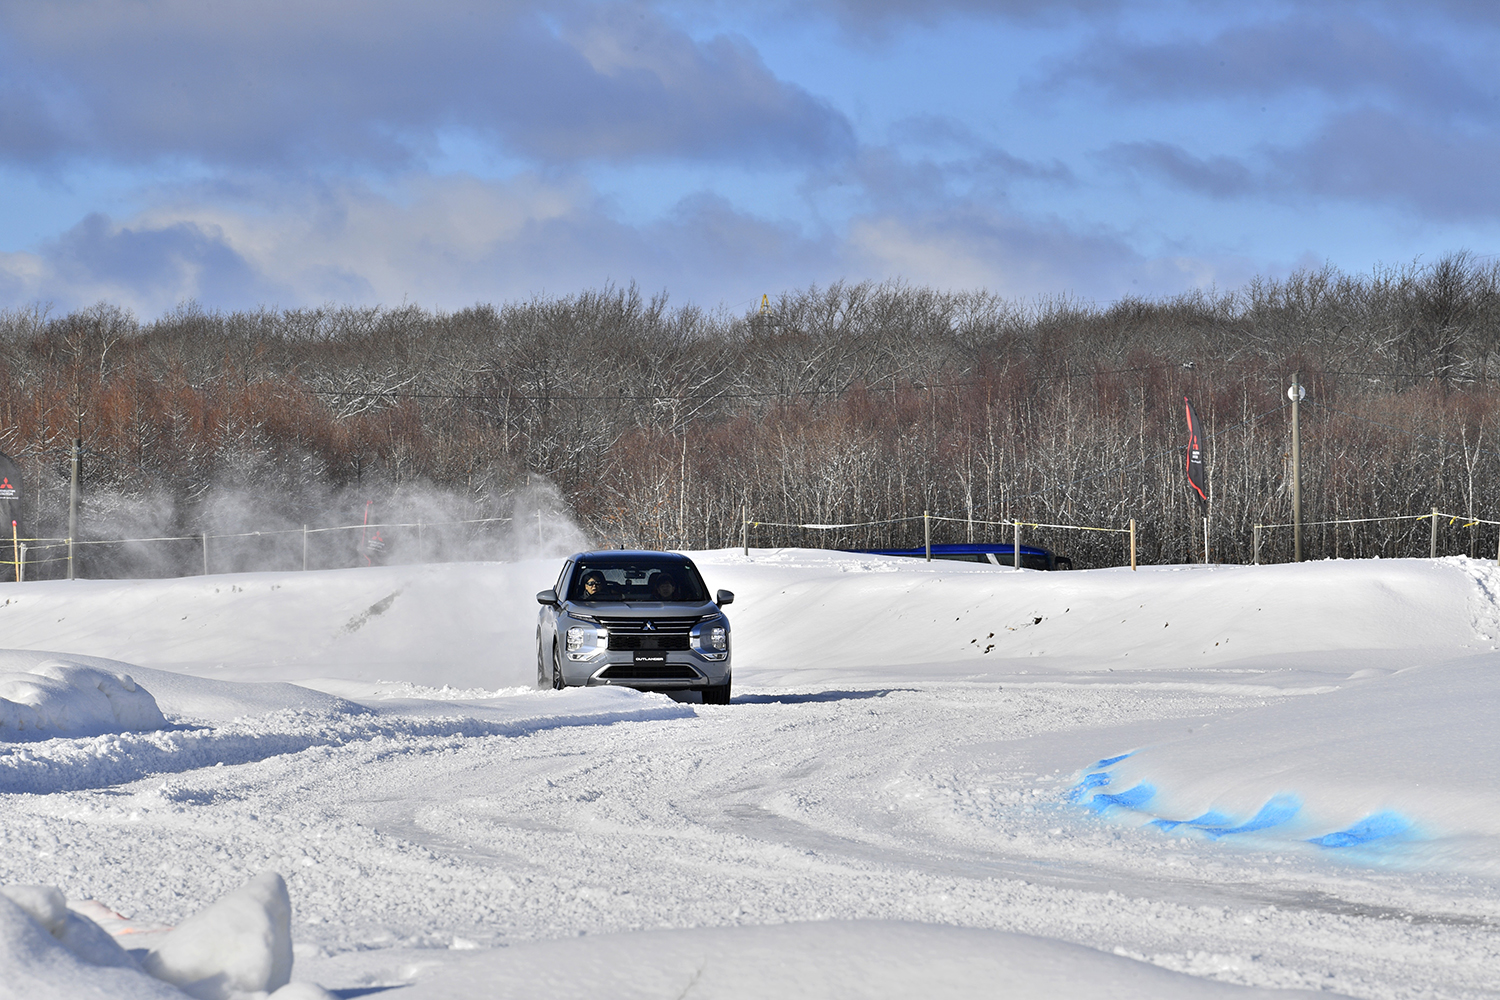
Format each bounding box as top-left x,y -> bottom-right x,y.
702,677 -> 731,705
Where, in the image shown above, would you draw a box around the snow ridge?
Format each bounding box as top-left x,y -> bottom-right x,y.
1,696 -> 695,796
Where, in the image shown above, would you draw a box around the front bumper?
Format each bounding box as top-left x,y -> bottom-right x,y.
568,650 -> 730,690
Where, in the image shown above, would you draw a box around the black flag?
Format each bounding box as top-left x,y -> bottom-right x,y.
1183,397 -> 1208,510
0,451 -> 21,536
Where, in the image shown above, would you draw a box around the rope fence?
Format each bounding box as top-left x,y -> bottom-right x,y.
7,504 -> 1500,583
741,508 -> 1140,570
1,515 -> 518,582
1252,509 -> 1499,564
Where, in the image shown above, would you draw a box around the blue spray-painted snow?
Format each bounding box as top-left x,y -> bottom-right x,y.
1187,794 -> 1301,838
1067,771 -> 1113,803
1310,811 -> 1412,848
1149,810 -> 1235,833
1086,783 -> 1156,812
1070,757 -> 1421,855
1093,752 -> 1134,768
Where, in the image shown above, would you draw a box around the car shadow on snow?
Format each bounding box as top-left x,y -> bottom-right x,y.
730,688 -> 917,705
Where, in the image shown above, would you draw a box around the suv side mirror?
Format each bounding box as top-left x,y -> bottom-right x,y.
536,589 -> 559,606
716,589 -> 734,606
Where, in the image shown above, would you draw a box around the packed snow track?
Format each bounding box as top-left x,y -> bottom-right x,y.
2,550 -> 1499,998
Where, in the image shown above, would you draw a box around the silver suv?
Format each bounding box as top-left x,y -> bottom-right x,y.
536,551 -> 734,704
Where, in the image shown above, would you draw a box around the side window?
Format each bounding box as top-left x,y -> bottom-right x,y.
555,561 -> 572,596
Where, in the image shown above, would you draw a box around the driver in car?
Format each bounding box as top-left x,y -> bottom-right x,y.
580,570 -> 607,600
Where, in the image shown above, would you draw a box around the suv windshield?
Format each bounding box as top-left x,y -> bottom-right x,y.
569,557 -> 711,603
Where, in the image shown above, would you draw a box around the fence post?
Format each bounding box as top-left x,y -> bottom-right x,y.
1253,524 -> 1261,565
1013,520 -> 1021,569
924,510 -> 931,561
1431,508 -> 1439,559
303,525 -> 309,572
18,543 -> 24,583
202,533 -> 209,576
742,504 -> 749,557
1129,518 -> 1137,571
10,520 -> 17,584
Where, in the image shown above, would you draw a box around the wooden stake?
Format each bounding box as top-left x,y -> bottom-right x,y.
1129,518 -> 1137,571
924,510 -> 931,561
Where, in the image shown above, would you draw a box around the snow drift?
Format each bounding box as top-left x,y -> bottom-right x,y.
0,875 -> 332,1000
0,656 -> 165,739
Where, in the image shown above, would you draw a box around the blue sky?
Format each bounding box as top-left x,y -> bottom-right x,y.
1,0 -> 1496,318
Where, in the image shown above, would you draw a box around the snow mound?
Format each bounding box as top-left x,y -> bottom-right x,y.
342,920 -> 1347,999
0,889 -> 185,999
1069,655 -> 1500,871
1,875 -> 333,1000
0,655 -> 166,739
142,872 -> 293,999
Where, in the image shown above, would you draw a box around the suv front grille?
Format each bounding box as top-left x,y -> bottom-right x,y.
608,635 -> 690,651
595,616 -> 698,634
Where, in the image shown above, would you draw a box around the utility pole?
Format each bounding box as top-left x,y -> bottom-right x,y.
67,438 -> 80,580
1290,375 -> 1304,562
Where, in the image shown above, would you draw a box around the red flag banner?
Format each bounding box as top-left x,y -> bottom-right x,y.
1183,397 -> 1208,508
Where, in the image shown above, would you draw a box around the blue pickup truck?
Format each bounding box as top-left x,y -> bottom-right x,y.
845,543 -> 1072,571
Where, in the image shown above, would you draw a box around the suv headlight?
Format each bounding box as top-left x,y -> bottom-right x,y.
566,625 -> 593,651
691,618 -> 729,657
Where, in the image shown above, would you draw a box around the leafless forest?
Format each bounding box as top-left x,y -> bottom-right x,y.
4,253 -> 1500,578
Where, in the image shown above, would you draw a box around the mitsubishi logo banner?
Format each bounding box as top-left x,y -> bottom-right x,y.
0,452 -> 21,541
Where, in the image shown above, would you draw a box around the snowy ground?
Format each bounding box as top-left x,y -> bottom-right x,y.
2,550 -> 1499,998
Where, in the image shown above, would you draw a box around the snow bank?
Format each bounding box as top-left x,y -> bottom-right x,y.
700,550 -> 1492,686
319,921 -> 1346,999
1069,655 -> 1500,871
0,670 -> 693,796
0,561 -> 552,688
0,655 -> 165,739
0,877 -> 334,1000
0,889 -> 183,999
142,872 -> 293,999
2,550 -> 1491,692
